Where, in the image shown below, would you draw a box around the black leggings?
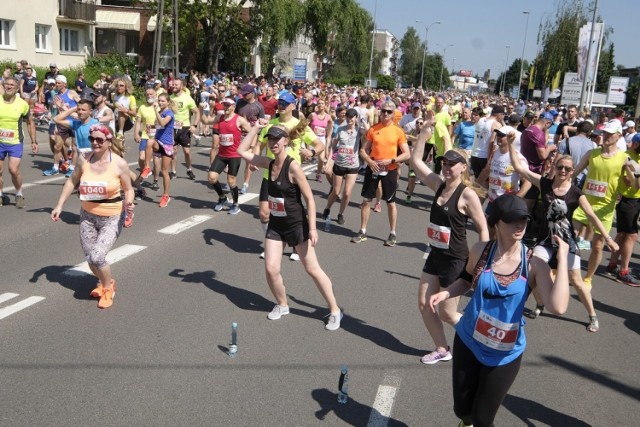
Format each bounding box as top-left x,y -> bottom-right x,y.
452,334 -> 522,427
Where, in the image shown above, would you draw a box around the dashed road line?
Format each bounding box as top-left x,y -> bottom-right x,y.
367,372 -> 401,427
158,214 -> 213,235
64,244 -> 147,276
0,293 -> 46,321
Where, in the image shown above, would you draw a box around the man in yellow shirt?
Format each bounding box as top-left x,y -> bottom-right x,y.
351,101 -> 410,247
170,79 -> 200,180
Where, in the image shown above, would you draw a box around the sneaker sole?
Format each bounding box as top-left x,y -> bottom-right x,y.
267,311 -> 289,320
420,354 -> 452,365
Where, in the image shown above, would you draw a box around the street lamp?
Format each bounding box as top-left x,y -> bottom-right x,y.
439,44 -> 453,91
517,11 -> 530,100
367,0 -> 378,86
500,45 -> 510,94
416,20 -> 441,89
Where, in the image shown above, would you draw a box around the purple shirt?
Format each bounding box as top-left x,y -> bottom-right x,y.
520,125 -> 546,173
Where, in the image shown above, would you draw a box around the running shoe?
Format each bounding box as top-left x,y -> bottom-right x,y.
373,201 -> 382,213
97,283 -> 116,309
267,304 -> 290,320
322,208 -> 330,220
240,183 -> 249,195
90,283 -> 104,298
159,195 -> 171,208
150,181 -> 160,191
587,316 -> 599,332
290,252 -> 300,261
65,168 -> 74,178
351,231 -> 367,243
186,169 -> 196,180
134,188 -> 146,200
15,195 -> 25,209
43,168 -> 59,176
316,173 -> 323,183
228,204 -> 241,215
124,211 -> 134,228
59,162 -> 69,173
605,264 -> 620,277
583,277 -> 592,287
259,251 -> 265,259
383,233 -> 397,247
0,194 -> 9,206
337,214 -> 345,225
169,171 -> 177,180
355,175 -> 364,183
140,166 -> 152,179
420,347 -> 452,364
214,198 -> 227,212
325,310 -> 343,331
617,270 -> 640,287
405,195 -> 412,204
576,238 -> 591,251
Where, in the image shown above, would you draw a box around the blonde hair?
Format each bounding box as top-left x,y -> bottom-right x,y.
288,119 -> 310,143
113,78 -> 133,95
453,148 -> 487,198
555,154 -> 574,167
111,137 -> 125,157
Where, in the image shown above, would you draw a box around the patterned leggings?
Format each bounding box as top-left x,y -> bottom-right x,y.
79,209 -> 123,269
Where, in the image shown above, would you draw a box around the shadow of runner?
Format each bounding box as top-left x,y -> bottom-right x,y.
593,297 -> 640,335
289,295 -> 424,357
169,269 -> 273,312
202,228 -> 262,254
502,394 -> 592,426
312,388 -> 408,427
29,265 -> 95,300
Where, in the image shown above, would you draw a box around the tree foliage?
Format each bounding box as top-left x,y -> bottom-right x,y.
495,59 -> 525,95
399,27 -> 421,86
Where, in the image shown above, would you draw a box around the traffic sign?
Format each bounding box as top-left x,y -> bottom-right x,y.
607,77 -> 629,105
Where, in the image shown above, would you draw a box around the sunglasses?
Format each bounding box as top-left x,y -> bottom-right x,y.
117,84 -> 125,87
277,100 -> 290,106
89,136 -> 107,143
441,160 -> 460,167
556,165 -> 573,172
496,132 -> 507,138
380,109 -> 394,115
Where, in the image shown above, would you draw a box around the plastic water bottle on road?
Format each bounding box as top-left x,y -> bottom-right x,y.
324,215 -> 331,232
228,322 -> 238,358
337,365 -> 349,404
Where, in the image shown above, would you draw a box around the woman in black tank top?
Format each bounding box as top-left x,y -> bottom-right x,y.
237,124 -> 343,331
410,121 -> 489,364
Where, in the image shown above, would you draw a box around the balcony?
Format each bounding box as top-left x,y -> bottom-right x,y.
59,0 -> 96,23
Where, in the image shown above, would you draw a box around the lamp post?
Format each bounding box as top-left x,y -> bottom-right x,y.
500,45 -> 510,95
367,0 -> 378,86
517,11 -> 530,100
416,20 -> 441,89
439,44 -> 453,91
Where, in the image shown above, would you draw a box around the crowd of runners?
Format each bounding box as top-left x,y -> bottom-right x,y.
1,61 -> 639,427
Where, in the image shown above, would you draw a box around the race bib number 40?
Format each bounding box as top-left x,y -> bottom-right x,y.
268,196 -> 286,217
426,223 -> 451,249
79,181 -> 108,201
583,179 -> 608,198
472,310 -> 519,351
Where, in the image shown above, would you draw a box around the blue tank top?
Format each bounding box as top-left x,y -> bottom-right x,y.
455,241 -> 530,366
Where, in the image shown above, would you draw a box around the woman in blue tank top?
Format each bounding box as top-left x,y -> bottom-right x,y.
429,194 -> 570,427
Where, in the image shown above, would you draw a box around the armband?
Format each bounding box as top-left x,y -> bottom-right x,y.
458,269 -> 473,283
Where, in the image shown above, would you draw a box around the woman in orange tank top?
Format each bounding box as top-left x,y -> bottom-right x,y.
51,125 -> 134,309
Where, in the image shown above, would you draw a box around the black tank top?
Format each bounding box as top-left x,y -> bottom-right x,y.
430,182 -> 469,258
536,177 -> 580,253
268,156 -> 305,229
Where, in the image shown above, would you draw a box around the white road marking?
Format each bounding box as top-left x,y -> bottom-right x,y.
0,295 -> 46,321
158,214 -> 213,235
367,373 -> 401,427
64,244 -> 147,276
0,293 -> 19,304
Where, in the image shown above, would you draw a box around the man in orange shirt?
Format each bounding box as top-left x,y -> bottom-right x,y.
351,101 -> 410,247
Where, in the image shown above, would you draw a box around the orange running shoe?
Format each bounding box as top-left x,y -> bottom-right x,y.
98,280 -> 116,309
159,195 -> 171,208
90,283 -> 104,298
140,166 -> 152,179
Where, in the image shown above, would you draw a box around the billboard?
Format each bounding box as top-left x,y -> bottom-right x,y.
458,70 -> 472,77
607,77 -> 629,105
561,72 -> 582,105
293,58 -> 307,82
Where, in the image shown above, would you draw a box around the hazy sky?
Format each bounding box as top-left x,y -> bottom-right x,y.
356,0 -> 636,79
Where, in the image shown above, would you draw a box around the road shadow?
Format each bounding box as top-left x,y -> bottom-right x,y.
593,298 -> 640,335
384,269 -> 421,281
29,265 -> 95,300
311,388 -> 408,426
502,394 -> 591,426
289,295 -> 423,356
202,228 -> 262,254
170,194 -> 214,210
542,355 -> 640,402
169,268 -> 273,313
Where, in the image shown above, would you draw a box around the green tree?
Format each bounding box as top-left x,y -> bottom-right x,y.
376,74 -> 396,91
399,27 -> 421,86
495,59 -> 525,95
596,43 -> 616,93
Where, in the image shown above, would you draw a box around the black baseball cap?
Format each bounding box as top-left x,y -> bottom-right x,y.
488,194 -> 531,227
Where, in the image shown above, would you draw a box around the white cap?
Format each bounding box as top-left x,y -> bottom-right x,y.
623,120 -> 636,130
55,75 -> 67,84
602,119 -> 623,134
495,125 -> 516,135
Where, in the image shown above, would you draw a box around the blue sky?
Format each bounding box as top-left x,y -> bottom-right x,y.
356,0 -> 636,79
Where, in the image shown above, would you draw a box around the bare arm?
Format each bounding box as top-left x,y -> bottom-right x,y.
410,123 -> 443,192
578,195 -> 619,251
289,161 -> 319,246
237,125 -> 270,169
507,131 -> 541,189
53,106 -> 77,128
529,236 -> 570,315
461,188 -> 489,241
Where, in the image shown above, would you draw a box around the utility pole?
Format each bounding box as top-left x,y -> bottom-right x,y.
152,0 -> 165,76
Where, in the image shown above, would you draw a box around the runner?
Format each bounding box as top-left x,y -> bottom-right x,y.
429,194 -> 570,427
51,124 -> 134,309
134,88 -> 162,191
237,123 -> 342,330
110,78 -> 137,140
169,79 -> 200,180
411,122 -> 489,365
309,99 -> 333,184
42,75 -> 79,177
0,77 -> 37,208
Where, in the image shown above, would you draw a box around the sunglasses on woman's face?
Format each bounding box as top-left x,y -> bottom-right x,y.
380,109 -> 393,115
89,136 -> 107,143
556,165 -> 573,172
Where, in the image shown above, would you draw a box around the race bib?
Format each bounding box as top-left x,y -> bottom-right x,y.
488,175 -> 502,190
146,125 -> 156,138
0,128 -> 16,143
377,164 -> 388,176
314,126 -> 326,137
472,310 -> 519,351
220,134 -> 234,146
338,146 -> 354,155
79,181 -> 108,201
268,196 -> 286,217
175,121 -> 183,129
426,223 -> 451,249
583,179 -> 608,198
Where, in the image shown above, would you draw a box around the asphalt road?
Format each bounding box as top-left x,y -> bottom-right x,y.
0,127 -> 638,426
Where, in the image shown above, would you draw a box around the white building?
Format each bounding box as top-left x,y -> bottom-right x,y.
373,29 -> 398,76
273,34 -> 318,82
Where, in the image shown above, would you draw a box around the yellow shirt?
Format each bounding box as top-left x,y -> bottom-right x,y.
137,104 -> 157,139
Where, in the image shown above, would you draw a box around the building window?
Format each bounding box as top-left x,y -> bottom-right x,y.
59,28 -> 81,53
35,24 -> 51,52
0,19 -> 16,49
96,28 -> 137,55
